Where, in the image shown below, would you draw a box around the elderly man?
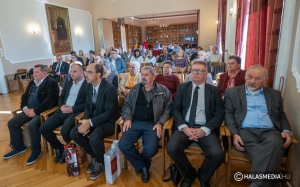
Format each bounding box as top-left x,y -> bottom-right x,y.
40,64 -> 87,163
3,65 -> 59,165
218,55 -> 246,97
119,66 -> 172,183
168,61 -> 224,187
49,55 -> 69,82
109,49 -> 126,74
70,63 -> 118,180
224,65 -> 292,187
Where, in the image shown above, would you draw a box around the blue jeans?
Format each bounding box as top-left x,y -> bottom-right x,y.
119,121 -> 159,172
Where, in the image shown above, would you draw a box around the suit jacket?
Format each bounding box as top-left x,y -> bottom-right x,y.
52,61 -> 69,75
83,79 -> 118,132
110,57 -> 126,73
21,76 -> 59,115
77,56 -> 84,64
157,54 -> 173,62
224,85 -> 291,135
58,79 -> 88,113
172,82 -> 224,132
85,58 -> 95,67
217,70 -> 246,95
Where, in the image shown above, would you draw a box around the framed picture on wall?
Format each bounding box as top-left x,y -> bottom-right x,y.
45,4 -> 73,55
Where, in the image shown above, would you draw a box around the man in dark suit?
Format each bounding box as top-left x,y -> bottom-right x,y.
3,64 -> 59,165
85,50 -> 95,67
224,65 -> 292,187
70,51 -> 84,64
40,64 -> 87,163
157,47 -> 173,62
70,63 -> 118,180
167,61 -> 224,187
109,49 -> 126,73
49,55 -> 69,82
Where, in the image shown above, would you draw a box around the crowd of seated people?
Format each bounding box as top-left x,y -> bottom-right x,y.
3,43 -> 294,187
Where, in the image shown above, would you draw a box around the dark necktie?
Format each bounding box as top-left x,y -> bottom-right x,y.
92,88 -> 97,104
55,63 -> 61,73
189,86 -> 199,126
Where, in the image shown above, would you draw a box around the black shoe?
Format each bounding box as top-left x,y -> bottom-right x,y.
59,156 -> 65,163
26,151 -> 42,165
141,167 -> 149,183
54,146 -> 64,163
197,169 -> 210,187
180,168 -> 196,187
90,162 -> 104,180
86,158 -> 96,174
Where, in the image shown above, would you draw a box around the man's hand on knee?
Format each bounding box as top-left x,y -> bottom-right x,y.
123,120 -> 132,132
153,124 -> 162,138
282,131 -> 292,148
233,134 -> 245,151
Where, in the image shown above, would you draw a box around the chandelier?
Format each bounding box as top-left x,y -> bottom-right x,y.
159,23 -> 169,27
147,16 -> 160,24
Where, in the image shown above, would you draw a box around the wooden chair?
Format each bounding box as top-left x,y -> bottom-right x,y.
59,74 -> 66,86
5,74 -> 19,92
16,73 -> 31,93
154,66 -> 161,73
117,117 -> 174,174
223,125 -> 298,187
173,67 -> 184,73
173,73 -> 185,83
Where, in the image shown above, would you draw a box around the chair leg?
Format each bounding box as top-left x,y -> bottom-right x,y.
226,158 -> 231,187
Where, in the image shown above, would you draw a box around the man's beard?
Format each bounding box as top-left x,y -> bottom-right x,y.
246,83 -> 258,91
142,79 -> 147,85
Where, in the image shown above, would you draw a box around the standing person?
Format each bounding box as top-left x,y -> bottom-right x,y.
144,50 -> 156,66
167,61 -> 224,187
143,39 -> 149,50
49,55 -> 69,82
85,50 -> 95,67
40,64 -> 87,163
154,40 -> 160,49
224,65 -> 292,187
119,66 -> 172,183
3,65 -> 59,165
130,49 -> 143,64
53,12 -> 68,49
207,45 -> 222,79
109,49 -> 126,74
70,63 -> 118,180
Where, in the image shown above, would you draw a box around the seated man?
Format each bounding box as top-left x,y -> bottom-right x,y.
40,64 -> 87,163
119,66 -> 172,183
218,55 -> 246,97
168,61 -> 224,187
109,49 -> 126,74
49,55 -> 69,82
157,47 -> 173,63
70,63 -> 118,180
224,65 -> 292,187
85,50 -> 95,67
3,64 -> 59,165
70,51 -> 84,64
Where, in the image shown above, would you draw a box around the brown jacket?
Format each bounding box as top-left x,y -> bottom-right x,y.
217,70 -> 246,95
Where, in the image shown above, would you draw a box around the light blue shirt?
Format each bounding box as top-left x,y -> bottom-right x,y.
65,79 -> 85,106
178,82 -> 211,136
242,86 -> 274,129
173,46 -> 182,53
89,82 -> 101,127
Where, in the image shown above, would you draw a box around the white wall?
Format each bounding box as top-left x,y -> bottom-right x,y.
225,0 -> 237,59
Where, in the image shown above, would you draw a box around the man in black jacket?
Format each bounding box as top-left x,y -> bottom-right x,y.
3,64 -> 59,165
70,63 -> 118,180
85,50 -> 95,67
40,64 -> 87,163
167,61 -> 224,187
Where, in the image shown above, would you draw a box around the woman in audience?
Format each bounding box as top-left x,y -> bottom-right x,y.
155,60 -> 180,99
130,49 -> 143,64
207,45 -> 223,79
101,60 -> 118,89
144,50 -> 156,66
119,61 -> 142,97
173,49 -> 189,69
99,48 -> 107,60
78,50 -> 86,63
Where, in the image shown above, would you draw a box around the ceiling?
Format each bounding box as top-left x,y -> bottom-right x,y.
134,10 -> 197,20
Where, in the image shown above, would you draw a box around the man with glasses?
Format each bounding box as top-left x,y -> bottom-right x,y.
49,55 -> 69,82
119,66 -> 172,183
224,65 -> 292,187
218,55 -> 246,97
70,51 -> 84,64
85,50 -> 95,67
3,64 -> 59,165
109,49 -> 125,74
167,61 -> 224,187
70,63 -> 118,180
40,64 -> 87,163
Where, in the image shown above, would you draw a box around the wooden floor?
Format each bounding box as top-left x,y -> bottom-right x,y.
0,91 -> 251,187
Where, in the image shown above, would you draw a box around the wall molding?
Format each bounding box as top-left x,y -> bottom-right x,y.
291,8 -> 300,93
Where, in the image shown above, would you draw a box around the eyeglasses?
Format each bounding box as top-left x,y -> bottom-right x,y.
191,69 -> 206,74
84,71 -> 97,75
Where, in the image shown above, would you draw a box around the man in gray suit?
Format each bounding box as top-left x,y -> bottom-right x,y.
224,65 -> 292,187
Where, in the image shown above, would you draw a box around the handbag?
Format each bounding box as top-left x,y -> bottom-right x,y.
162,163 -> 182,186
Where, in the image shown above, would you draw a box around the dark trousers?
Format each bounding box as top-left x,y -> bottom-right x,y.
119,121 -> 159,172
240,128 -> 283,187
40,110 -> 80,149
167,130 -> 224,183
8,112 -> 41,152
70,122 -> 113,164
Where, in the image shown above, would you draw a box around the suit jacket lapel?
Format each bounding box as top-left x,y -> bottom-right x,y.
204,84 -> 211,116
96,80 -> 106,105
75,80 -> 86,101
263,87 -> 272,116
185,82 -> 193,114
237,86 -> 247,113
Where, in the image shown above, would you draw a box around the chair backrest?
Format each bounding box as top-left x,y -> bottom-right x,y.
155,66 -> 161,73
173,73 -> 185,83
118,73 -> 124,85
144,63 -> 151,67
118,96 -> 125,108
16,69 -> 27,73
173,67 -> 183,73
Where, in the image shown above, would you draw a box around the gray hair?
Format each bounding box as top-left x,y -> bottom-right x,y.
102,60 -> 111,71
34,64 -> 48,72
246,64 -> 268,77
141,66 -> 156,75
100,48 -> 105,53
130,61 -> 140,70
